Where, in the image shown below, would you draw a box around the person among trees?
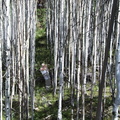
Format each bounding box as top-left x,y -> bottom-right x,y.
40,63 -> 51,89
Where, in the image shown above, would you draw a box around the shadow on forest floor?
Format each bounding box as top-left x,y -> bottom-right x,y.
34,82 -> 113,120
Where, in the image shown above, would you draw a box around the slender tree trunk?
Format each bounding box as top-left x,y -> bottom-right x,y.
4,0 -> 11,119
113,4 -> 120,118
76,1 -> 81,120
68,0 -> 72,89
0,0 -> 2,119
96,0 -> 118,119
11,0 -> 16,110
81,1 -> 86,119
17,1 -> 23,119
71,0 -> 77,119
54,0 -> 59,95
76,38 -> 81,120
24,0 -> 30,118
57,0 -> 65,119
30,0 -> 37,119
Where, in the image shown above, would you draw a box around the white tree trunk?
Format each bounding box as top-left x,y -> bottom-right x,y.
54,0 -> 59,95
30,0 -> 37,119
0,0 -> 2,119
5,0 -> 11,119
113,5 -> 120,119
57,0 -> 65,119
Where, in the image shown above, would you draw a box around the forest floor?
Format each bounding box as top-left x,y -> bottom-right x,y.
34,79 -> 113,120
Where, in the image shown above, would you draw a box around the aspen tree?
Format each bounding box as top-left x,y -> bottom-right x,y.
51,0 -> 55,48
92,0 -> 99,84
103,2 -> 118,116
89,1 -> 95,118
48,0 -> 52,48
18,0 -> 24,118
46,0 -> 51,47
76,0 -> 83,119
57,0 -> 65,119
84,0 -> 92,88
4,0 -> 11,119
46,0 -> 49,46
96,0 -> 118,119
76,40 -> 81,120
21,0 -> 26,118
54,0 -> 59,95
25,0 -> 30,118
81,1 -> 86,119
113,33 -> 120,120
71,0 -> 77,119
0,0 -> 2,119
30,0 -> 37,119
68,0 -> 73,89
11,0 -> 16,109
64,0 -> 69,87
15,0 -> 21,119
113,2 -> 120,119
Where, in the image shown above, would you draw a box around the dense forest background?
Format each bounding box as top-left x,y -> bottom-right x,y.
0,0 -> 120,120
35,0 -> 120,120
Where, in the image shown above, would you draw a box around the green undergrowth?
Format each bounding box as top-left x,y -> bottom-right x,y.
34,83 -> 72,120
34,82 -> 113,120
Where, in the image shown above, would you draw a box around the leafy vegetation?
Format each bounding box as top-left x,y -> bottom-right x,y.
34,83 -> 113,120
